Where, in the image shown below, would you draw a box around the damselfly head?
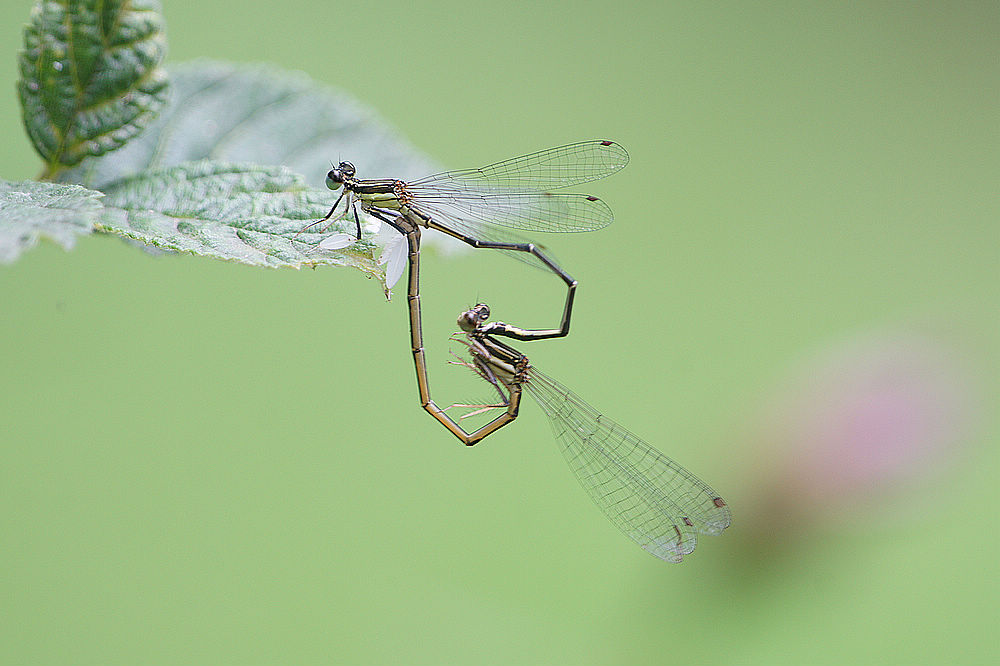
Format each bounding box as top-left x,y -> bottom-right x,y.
457,304 -> 491,332
325,161 -> 356,190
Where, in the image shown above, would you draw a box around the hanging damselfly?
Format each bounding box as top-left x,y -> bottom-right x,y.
429,303 -> 731,563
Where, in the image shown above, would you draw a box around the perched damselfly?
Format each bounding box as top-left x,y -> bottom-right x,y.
306,141 -> 628,415
434,303 -> 731,563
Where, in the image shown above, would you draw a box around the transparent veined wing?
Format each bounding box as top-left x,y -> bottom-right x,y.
523,366 -> 731,563
406,190 -> 614,233
407,140 -> 629,193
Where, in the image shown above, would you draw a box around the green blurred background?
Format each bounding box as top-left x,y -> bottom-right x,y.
2,1 -> 997,663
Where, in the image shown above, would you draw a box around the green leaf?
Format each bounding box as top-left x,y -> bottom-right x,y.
58,60 -> 438,191
97,160 -> 383,276
0,179 -> 114,263
45,60 -> 453,290
0,165 -> 384,282
18,0 -> 169,177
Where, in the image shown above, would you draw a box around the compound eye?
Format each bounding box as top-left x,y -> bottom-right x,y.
339,161 -> 356,178
325,169 -> 343,190
478,305 -> 491,321
457,310 -> 477,332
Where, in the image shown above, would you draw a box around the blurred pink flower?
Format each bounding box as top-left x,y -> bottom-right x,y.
741,327 -> 980,546
777,333 -> 973,503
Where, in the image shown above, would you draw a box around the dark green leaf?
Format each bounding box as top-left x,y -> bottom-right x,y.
58,60 -> 438,191
18,0 -> 168,175
0,179 -> 114,263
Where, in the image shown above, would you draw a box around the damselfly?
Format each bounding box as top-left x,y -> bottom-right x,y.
306,141 -> 628,414
434,303 -> 731,563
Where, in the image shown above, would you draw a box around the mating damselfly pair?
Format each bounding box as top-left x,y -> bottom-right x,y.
307,141 -> 730,562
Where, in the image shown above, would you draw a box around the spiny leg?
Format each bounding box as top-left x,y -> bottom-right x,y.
296,189 -> 346,238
